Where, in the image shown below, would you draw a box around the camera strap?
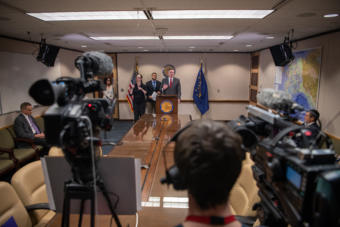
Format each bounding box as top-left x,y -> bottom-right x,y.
185,215 -> 236,225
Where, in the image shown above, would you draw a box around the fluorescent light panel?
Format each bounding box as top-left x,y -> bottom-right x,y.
27,11 -> 147,21
152,10 -> 274,19
163,36 -> 233,40
90,36 -> 158,40
27,9 -> 274,21
91,36 -> 233,40
323,13 -> 339,18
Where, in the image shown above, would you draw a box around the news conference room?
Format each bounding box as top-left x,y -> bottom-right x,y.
0,0 -> 340,226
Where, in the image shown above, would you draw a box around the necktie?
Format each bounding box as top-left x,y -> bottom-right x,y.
28,116 -> 40,134
153,81 -> 156,89
170,78 -> 173,88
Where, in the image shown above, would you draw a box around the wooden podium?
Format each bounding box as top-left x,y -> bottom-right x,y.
156,95 -> 178,115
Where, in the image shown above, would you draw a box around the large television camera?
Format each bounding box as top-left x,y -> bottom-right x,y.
29,51 -> 115,184
229,90 -> 340,227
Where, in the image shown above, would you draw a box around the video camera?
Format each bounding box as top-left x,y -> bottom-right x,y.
229,90 -> 340,227
29,51 -> 115,184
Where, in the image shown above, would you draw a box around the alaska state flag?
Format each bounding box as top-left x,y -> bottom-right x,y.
193,64 -> 209,115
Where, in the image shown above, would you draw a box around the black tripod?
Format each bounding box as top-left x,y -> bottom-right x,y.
61,178 -> 122,227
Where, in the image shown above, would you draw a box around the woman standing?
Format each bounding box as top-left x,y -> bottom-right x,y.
103,77 -> 114,101
131,74 -> 147,122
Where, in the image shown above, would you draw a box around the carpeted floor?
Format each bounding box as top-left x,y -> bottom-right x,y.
100,120 -> 134,155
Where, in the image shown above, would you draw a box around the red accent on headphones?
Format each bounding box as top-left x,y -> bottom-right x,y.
185,215 -> 236,225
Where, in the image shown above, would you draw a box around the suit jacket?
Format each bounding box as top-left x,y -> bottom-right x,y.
14,114 -> 41,140
306,122 -> 321,139
146,80 -> 161,102
161,77 -> 181,99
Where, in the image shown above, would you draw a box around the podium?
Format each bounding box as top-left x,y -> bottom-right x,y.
156,95 -> 178,115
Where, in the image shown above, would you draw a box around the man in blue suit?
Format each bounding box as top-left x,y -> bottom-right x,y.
146,72 -> 161,113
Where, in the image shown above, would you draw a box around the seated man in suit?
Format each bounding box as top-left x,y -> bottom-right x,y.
146,72 -> 161,114
14,102 -> 49,155
161,68 -> 181,102
173,120 -> 244,227
304,109 -> 321,139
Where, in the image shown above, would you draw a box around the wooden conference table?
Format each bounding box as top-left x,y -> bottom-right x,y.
49,114 -> 191,227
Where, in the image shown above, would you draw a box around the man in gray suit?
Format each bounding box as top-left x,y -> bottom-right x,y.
161,69 -> 181,101
14,102 -> 49,155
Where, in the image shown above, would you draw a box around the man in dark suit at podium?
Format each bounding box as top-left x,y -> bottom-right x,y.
146,72 -> 161,113
161,69 -> 181,102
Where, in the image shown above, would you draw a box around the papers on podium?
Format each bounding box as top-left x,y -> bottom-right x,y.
41,156 -> 141,215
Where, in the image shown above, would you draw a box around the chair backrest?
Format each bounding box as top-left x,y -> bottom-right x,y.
0,181 -> 32,227
34,117 -> 45,133
11,161 -> 54,226
6,126 -> 17,139
229,153 -> 260,216
331,137 -> 340,155
0,128 -> 15,149
48,147 -> 64,156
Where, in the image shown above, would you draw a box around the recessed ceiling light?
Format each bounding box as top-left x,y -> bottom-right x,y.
26,11 -> 147,21
151,10 -> 274,19
233,50 -> 239,52
163,36 -> 233,40
189,46 -> 196,48
246,44 -> 253,47
137,46 -> 144,49
81,45 -> 87,48
323,13 -> 339,18
90,36 -> 159,40
265,36 -> 275,39
143,50 -> 149,52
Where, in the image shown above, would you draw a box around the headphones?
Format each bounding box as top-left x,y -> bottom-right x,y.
309,109 -> 320,120
308,109 -> 322,129
160,123 -> 192,190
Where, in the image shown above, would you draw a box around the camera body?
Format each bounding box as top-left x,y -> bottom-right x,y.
231,105 -> 340,227
29,51 -> 115,184
44,99 -> 112,147
254,140 -> 339,227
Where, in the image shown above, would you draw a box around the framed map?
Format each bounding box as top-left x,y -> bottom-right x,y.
275,48 -> 321,114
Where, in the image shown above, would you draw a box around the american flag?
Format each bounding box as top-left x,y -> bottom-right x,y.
126,61 -> 138,112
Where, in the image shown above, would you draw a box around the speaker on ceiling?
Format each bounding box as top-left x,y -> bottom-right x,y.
269,43 -> 294,67
36,39 -> 60,67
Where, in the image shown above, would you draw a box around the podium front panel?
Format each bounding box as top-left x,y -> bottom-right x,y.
156,95 -> 178,115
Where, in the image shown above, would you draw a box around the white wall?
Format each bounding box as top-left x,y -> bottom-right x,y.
258,31 -> 340,137
117,53 -> 250,120
0,37 -> 81,127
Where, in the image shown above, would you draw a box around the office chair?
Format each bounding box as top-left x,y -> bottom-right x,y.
11,161 -> 55,226
0,181 -> 32,227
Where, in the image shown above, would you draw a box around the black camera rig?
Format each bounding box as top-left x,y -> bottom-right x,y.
29,51 -> 121,227
230,105 -> 340,227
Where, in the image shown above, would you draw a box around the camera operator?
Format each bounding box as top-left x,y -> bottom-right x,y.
173,120 -> 245,227
304,109 -> 321,139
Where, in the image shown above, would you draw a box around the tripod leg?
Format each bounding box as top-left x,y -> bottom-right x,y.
91,195 -> 95,227
97,181 -> 122,227
62,189 -> 71,227
78,199 -> 85,227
